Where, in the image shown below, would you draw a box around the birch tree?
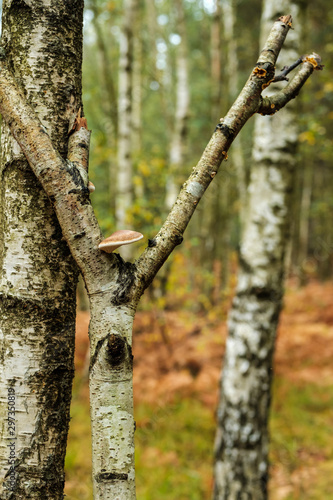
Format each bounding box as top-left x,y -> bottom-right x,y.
116,0 -> 138,235
0,1 -> 83,498
89,0 -> 118,140
213,2 -> 312,499
165,0 -> 190,210
221,0 -> 247,222
0,11 -> 321,500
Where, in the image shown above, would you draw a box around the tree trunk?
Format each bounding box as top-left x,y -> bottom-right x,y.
90,0 -> 118,139
165,0 -> 190,210
116,0 -> 136,233
0,13 -> 320,499
211,0 -> 222,119
132,11 -> 143,156
144,0 -> 173,134
89,295 -> 136,499
222,0 -> 248,223
0,1 -> 83,498
213,3 -> 301,499
89,0 -> 118,215
296,160 -> 313,283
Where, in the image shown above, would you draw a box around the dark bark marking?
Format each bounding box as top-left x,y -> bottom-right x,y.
96,472 -> 129,482
106,334 -> 132,368
73,230 -> 86,240
214,122 -> 234,140
148,238 -> 157,248
89,336 -> 107,372
174,234 -> 184,246
112,256 -> 136,305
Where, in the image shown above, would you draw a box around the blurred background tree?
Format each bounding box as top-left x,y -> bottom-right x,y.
82,0 -> 332,306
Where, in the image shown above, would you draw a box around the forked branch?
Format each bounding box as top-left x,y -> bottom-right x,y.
0,18 -> 322,304
133,18 -> 322,297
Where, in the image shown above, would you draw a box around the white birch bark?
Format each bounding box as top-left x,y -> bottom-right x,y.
213,3 -> 302,499
144,0 -> 173,132
0,1 -> 83,498
211,0 -> 222,116
90,0 -> 118,139
89,297 -> 136,499
221,0 -> 238,101
132,19 -> 143,156
0,14 -> 321,499
116,0 -> 136,230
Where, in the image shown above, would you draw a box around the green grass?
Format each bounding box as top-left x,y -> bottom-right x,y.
135,399 -> 215,500
64,382 -> 93,500
270,378 -> 333,499
271,379 -> 333,463
64,375 -> 333,499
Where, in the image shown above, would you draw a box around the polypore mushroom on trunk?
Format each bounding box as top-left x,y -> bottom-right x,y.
98,230 -> 144,253
88,181 -> 95,193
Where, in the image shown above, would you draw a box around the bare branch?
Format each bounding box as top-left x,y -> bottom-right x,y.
272,57 -> 303,82
258,54 -> 323,115
0,21 -> 322,304
134,15 -> 308,295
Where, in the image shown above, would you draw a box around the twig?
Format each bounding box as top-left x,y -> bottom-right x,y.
272,57 -> 303,82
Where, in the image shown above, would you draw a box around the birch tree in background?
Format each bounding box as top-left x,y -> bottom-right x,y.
0,1 -> 83,497
200,0 -> 242,293
221,0 -> 247,222
89,0 -> 118,140
165,0 -> 190,210
211,0 -> 222,118
89,0 -> 119,216
0,10 -> 321,499
116,0 -> 137,234
144,0 -> 173,133
132,23 -> 143,156
213,2 -> 305,498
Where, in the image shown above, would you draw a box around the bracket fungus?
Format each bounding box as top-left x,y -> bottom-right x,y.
88,181 -> 95,193
98,230 -> 144,253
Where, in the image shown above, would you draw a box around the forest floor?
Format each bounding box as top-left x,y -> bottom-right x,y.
65,279 -> 333,500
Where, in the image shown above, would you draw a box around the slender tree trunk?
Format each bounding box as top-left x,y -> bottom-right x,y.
213,3 -> 301,499
165,0 -> 190,210
89,296 -> 136,499
211,0 -> 222,119
132,13 -> 143,156
221,0 -> 247,221
296,160 -> 313,282
89,0 -> 118,215
144,0 -> 173,133
0,1 -> 83,498
116,0 -> 137,231
90,0 -> 118,139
